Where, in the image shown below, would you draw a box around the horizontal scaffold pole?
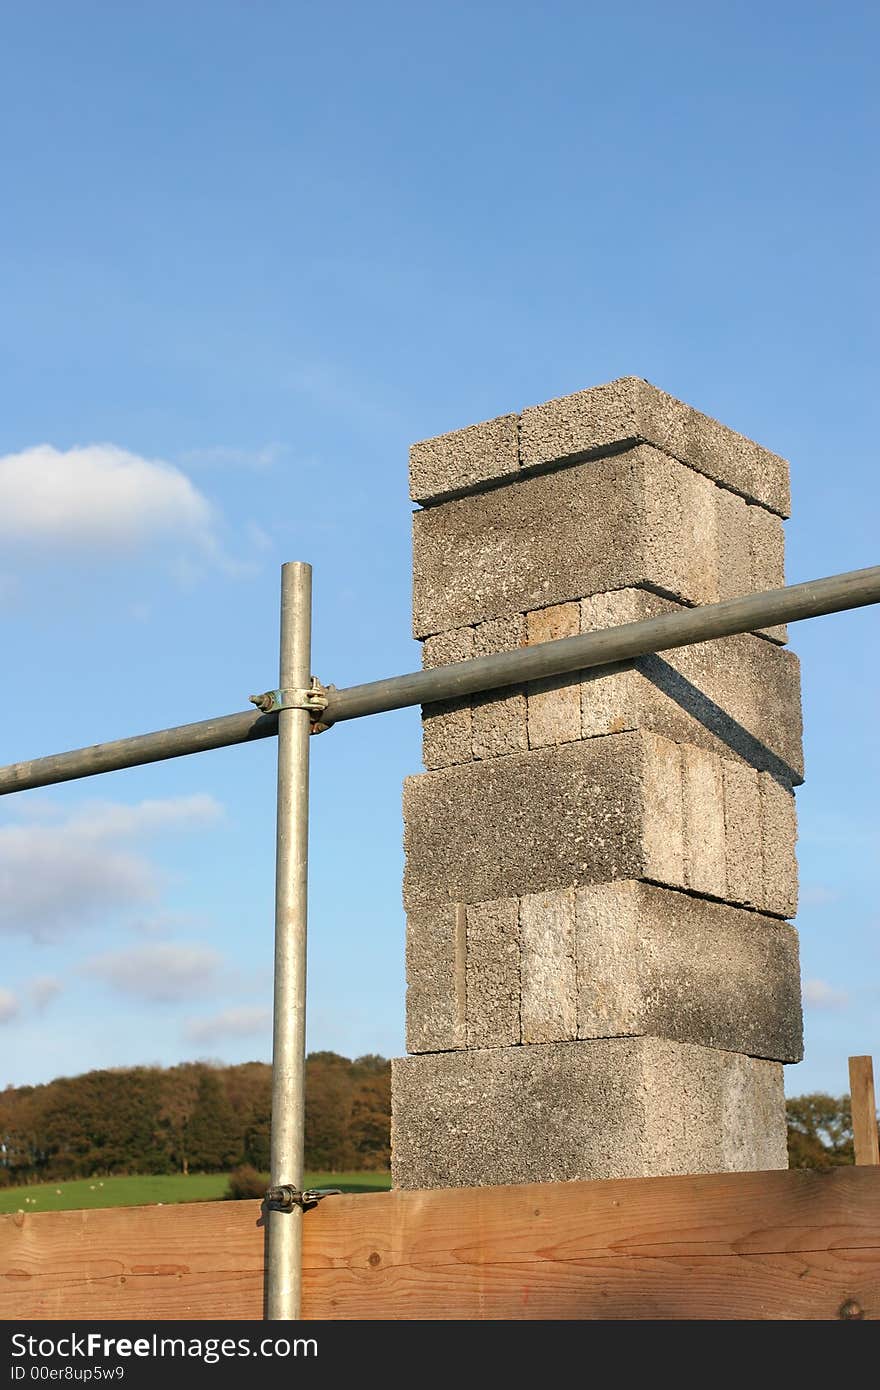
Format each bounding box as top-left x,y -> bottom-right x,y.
1,564 -> 878,795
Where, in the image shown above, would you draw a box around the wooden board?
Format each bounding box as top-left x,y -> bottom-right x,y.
2,1167 -> 880,1321
849,1056 -> 880,1166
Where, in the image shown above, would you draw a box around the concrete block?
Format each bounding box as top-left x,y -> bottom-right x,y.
421,628 -> 474,771
526,604 -> 582,748
520,888 -> 577,1043
574,881 -> 802,1060
578,588 -> 803,785
465,899 -> 520,1048
403,732 -> 796,917
721,759 -> 765,909
518,376 -> 790,517
410,413 -> 519,504
472,616 -> 528,760
641,734 -> 686,888
412,446 -> 725,637
716,489 -> 786,643
749,503 -> 787,643
404,882 -> 801,1061
403,732 -> 658,912
760,773 -> 799,918
681,745 -> 727,896
391,1037 -> 787,1188
405,903 -> 466,1054
716,487 -> 753,602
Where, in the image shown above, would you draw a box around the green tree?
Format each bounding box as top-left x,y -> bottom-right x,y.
243,1100 -> 272,1170
349,1062 -> 391,1170
304,1053 -> 353,1169
187,1071 -> 242,1171
786,1093 -> 854,1169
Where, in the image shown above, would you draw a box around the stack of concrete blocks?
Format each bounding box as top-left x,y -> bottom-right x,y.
392,376 -> 804,1188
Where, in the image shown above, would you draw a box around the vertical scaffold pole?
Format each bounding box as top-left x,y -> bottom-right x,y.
267,562 -> 313,1320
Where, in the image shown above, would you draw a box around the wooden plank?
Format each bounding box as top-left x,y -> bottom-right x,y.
2,1167 -> 879,1320
850,1055 -> 880,1166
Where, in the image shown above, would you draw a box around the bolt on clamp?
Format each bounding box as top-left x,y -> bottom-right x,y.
265,1184 -> 343,1211
248,678 -> 335,734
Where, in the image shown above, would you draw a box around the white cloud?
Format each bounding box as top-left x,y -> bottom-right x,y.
0,444 -> 216,552
29,976 -> 62,1010
0,794 -> 224,939
84,943 -> 223,1002
184,1005 -> 271,1045
0,988 -> 19,1024
803,978 -> 849,1010
0,826 -> 157,938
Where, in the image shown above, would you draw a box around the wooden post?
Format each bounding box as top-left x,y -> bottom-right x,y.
849,1055 -> 880,1166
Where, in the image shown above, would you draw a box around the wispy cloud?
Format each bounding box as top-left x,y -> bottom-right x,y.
179,443 -> 286,470
29,976 -> 62,1010
284,357 -> 403,431
129,910 -> 208,938
803,978 -> 849,1010
59,794 -> 223,841
184,1005 -> 271,1045
0,794 -> 224,940
84,943 -> 224,1003
0,988 -> 19,1024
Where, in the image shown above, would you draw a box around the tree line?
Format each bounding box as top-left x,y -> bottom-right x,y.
0,1052 -> 390,1184
0,1063 -> 870,1184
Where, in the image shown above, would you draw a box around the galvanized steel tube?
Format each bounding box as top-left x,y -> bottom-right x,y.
266,562 -> 312,1321
0,565 -> 878,794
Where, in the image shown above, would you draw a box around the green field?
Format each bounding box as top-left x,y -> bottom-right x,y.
0,1171 -> 391,1215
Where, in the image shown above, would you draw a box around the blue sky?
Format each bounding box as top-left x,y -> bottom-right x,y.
0,1 -> 876,1098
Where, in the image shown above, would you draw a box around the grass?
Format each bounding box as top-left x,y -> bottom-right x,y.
0,1170 -> 391,1215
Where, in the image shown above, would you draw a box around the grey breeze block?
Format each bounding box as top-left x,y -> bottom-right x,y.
405,880 -> 803,1063
403,730 -> 798,920
391,1037 -> 788,1189
412,445 -> 786,639
421,589 -> 802,782
410,375 -> 790,517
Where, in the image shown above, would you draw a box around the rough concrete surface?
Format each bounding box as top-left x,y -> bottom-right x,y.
748,501 -> 787,642
412,446 -> 724,636
464,899 -> 520,1048
472,615 -> 528,760
405,902 -> 466,1055
421,627 -> 474,771
405,881 -> 801,1060
419,588 -> 802,783
410,378 -> 790,517
574,881 -> 802,1059
520,888 -> 578,1044
391,1037 -> 787,1188
403,731 -> 797,917
526,604 -> 582,748
581,589 -> 802,780
404,733 -> 654,912
518,377 -> 790,516
410,413 -> 519,502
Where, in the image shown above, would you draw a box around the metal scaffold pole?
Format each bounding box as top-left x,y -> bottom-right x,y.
266,562 -> 313,1321
1,564 -> 879,795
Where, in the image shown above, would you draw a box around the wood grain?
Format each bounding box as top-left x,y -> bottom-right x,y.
2,1167 -> 879,1321
849,1056 -> 880,1166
